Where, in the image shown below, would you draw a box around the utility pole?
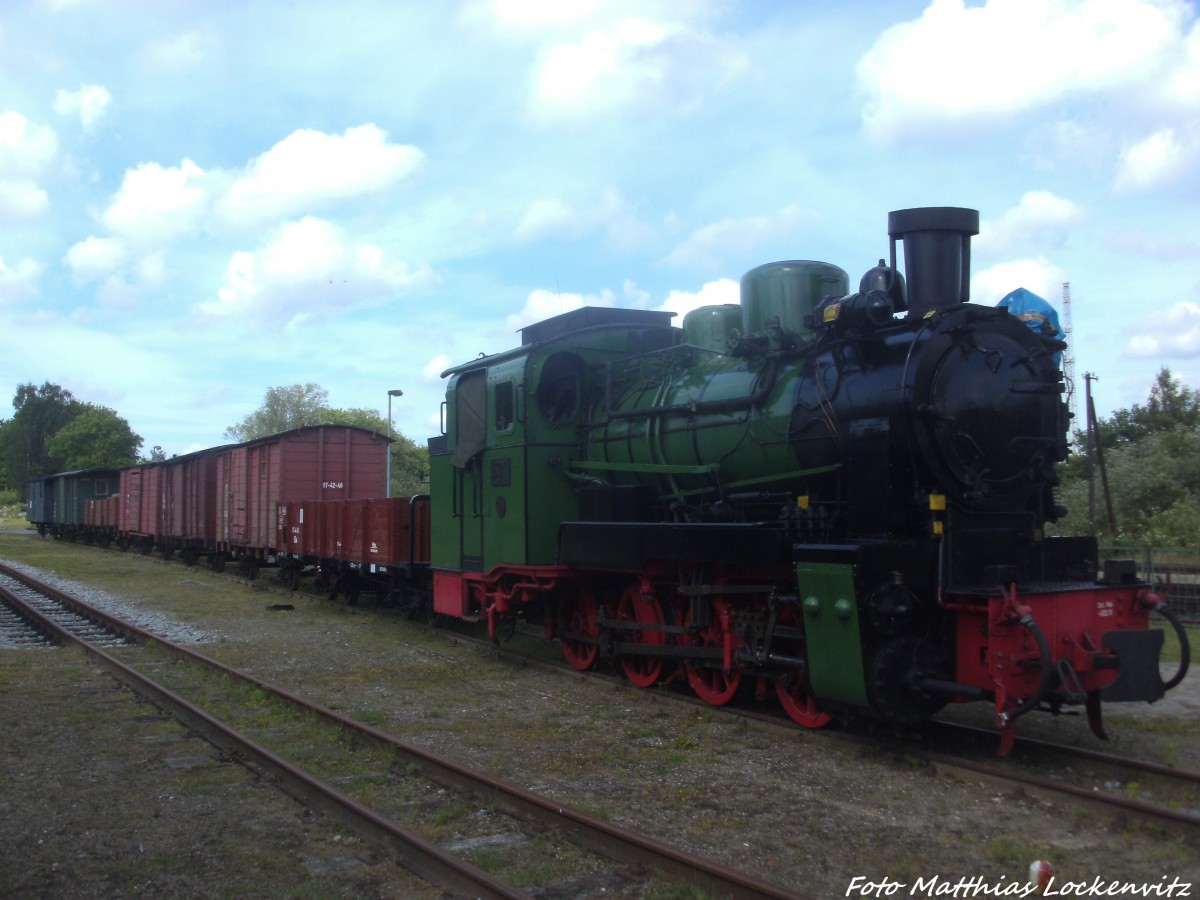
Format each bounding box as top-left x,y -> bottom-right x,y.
1084,373 -> 1117,539
1061,282 -> 1077,428
386,388 -> 403,497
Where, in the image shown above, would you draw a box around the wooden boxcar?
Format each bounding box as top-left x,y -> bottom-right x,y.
119,464 -> 164,549
160,446 -> 225,562
212,425 -> 390,572
26,468 -> 121,538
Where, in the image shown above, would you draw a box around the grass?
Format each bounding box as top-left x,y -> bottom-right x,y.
0,503 -> 31,530
1161,621 -> 1197,664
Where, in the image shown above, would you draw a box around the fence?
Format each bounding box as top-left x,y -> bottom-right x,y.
1100,546 -> 1200,622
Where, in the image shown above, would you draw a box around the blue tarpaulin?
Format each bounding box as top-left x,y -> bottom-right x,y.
996,287 -> 1061,337
997,287 -> 1062,364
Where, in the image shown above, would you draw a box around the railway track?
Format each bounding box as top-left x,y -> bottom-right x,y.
925,720 -> 1200,828
0,560 -> 807,899
57,538 -> 1200,839
437,621 -> 1200,836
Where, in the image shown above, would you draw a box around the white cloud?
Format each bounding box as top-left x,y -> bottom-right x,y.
219,125 -> 424,226
101,158 -> 208,244
513,188 -> 637,243
529,14 -> 745,120
1114,127 -> 1198,191
504,286 -> 616,333
143,30 -> 215,70
655,277 -> 738,320
514,197 -> 580,241
976,190 -> 1084,255
858,0 -> 1193,141
485,0 -> 605,29
64,236 -> 125,283
1125,300 -> 1200,357
536,18 -> 670,112
664,204 -> 816,270
971,256 -> 1066,307
0,255 -> 44,304
0,179 -> 49,219
423,354 -> 455,380
53,84 -> 112,131
194,216 -> 435,325
0,111 -> 57,173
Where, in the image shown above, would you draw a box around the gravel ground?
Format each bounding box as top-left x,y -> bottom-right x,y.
2,541 -> 1199,898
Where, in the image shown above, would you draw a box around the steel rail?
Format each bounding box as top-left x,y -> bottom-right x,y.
0,576 -> 530,900
445,619 -> 1200,833
930,720 -> 1200,785
0,561 -> 809,900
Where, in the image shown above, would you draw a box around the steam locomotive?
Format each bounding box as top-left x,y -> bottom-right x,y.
425,206 -> 1188,753
29,207 -> 1189,753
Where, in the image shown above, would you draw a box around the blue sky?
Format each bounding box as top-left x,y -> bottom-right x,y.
2,0 -> 1199,455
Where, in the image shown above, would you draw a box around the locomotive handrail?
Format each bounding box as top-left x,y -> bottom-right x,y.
570,460 -> 719,476
603,356 -> 780,419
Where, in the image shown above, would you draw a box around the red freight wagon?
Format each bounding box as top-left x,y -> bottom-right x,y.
160,447 -> 223,562
119,464 -> 164,548
276,495 -> 431,605
213,425 -> 389,572
216,444 -> 249,548
84,495 -> 120,541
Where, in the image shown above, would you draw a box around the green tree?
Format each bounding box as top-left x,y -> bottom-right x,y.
0,382 -> 83,486
223,383 -> 330,441
1092,367 -> 1200,448
1054,368 -> 1200,546
388,432 -> 430,498
46,405 -> 144,470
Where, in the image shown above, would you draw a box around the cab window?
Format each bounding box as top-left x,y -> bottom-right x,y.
494,381 -> 514,432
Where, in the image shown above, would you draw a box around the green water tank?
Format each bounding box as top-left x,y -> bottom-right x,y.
740,260 -> 848,338
681,304 -> 742,353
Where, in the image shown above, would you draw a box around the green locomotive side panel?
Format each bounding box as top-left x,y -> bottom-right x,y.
525,444 -> 582,563
428,444 -> 460,570
482,448 -> 527,569
797,560 -> 870,708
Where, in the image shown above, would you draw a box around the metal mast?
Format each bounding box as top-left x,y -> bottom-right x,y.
1061,281 -> 1077,427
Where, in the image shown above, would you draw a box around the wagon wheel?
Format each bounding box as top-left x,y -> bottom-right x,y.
615,582 -> 668,688
773,605 -> 831,728
560,585 -> 601,671
682,598 -> 743,706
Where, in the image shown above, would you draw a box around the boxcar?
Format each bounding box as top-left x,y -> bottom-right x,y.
160,446 -> 226,563
119,463 -> 164,550
25,468 -> 122,538
212,425 -> 390,573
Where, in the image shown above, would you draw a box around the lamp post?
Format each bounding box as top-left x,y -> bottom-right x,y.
386,388 -> 403,497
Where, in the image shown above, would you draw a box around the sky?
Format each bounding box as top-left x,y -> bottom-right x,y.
2,0 -> 1199,456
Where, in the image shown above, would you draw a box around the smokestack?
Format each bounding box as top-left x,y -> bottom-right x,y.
887,207 -> 979,318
